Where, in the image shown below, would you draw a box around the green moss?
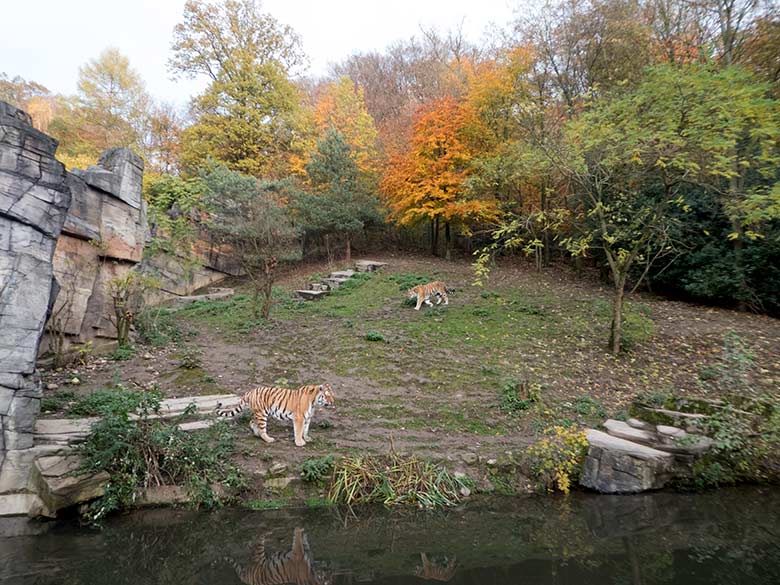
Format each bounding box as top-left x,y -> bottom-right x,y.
244,499 -> 289,510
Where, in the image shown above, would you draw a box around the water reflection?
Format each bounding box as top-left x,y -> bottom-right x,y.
415,553 -> 457,582
220,528 -> 331,585
1,488 -> 779,585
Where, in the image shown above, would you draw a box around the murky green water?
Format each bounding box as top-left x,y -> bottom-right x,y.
2,488 -> 780,584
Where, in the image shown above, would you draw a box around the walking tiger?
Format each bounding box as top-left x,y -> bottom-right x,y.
215,384 -> 335,447
407,281 -> 451,310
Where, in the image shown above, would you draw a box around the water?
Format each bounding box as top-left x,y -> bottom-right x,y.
2,488 -> 780,584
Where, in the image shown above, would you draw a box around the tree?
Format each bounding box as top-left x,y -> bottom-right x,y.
201,164 -> 299,318
312,76 -> 380,176
169,0 -> 305,80
180,60 -> 308,177
382,96 -> 498,259
293,128 -> 382,262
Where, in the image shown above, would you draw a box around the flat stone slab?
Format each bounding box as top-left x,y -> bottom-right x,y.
581,429 -> 674,494
177,420 -> 216,432
167,288 -> 234,307
296,289 -> 329,301
32,455 -> 109,515
329,270 -> 355,279
603,420 -> 657,444
322,277 -> 351,289
355,260 -> 387,272
627,418 -> 653,430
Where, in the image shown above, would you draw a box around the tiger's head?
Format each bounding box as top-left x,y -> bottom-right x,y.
315,384 -> 335,407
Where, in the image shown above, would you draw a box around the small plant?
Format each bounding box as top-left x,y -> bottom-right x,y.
110,344 -> 136,361
365,331 -> 385,342
329,449 -> 468,508
40,390 -> 77,414
526,425 -> 589,494
178,346 -> 203,369
107,271 -> 160,347
500,379 -> 541,415
301,456 -> 336,485
388,273 -> 433,291
573,394 -> 607,420
135,308 -> 182,347
68,386 -> 163,417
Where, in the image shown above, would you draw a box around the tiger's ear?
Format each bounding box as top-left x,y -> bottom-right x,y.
319,384 -> 324,392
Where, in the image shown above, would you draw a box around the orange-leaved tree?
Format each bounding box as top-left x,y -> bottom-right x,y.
381,96 -> 498,259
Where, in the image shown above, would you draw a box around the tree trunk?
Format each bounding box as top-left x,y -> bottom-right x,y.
444,222 -> 452,261
429,219 -> 435,255
609,274 -> 626,355
431,217 -> 440,256
731,218 -> 749,311
345,235 -> 351,264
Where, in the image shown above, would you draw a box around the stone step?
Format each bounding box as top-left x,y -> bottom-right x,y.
329,270 -> 355,279
322,277 -> 351,289
31,455 -> 109,516
603,419 -> 657,444
580,429 -> 675,494
166,287 -> 234,307
603,419 -> 714,456
355,260 -> 387,272
296,289 -> 329,301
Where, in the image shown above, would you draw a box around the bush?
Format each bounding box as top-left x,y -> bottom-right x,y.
388,273 -> 433,291
40,390 -> 77,414
178,346 -> 203,369
500,379 -> 541,415
329,451 -> 468,508
333,272 -> 372,295
573,394 -> 607,420
301,456 -> 336,485
68,386 -> 163,417
77,393 -> 244,523
109,345 -> 136,361
526,426 -> 589,494
365,331 -> 385,342
135,308 -> 182,347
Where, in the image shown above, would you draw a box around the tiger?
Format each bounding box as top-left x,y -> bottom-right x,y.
221,527 -> 330,585
415,553 -> 458,582
407,280 -> 451,311
215,384 -> 335,447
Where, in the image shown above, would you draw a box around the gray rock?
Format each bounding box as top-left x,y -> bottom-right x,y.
603,419 -> 657,444
31,455 -> 109,515
265,477 -> 294,490
269,462 -> 288,476
580,429 -> 674,494
296,289 -> 329,301
1,100 -> 71,478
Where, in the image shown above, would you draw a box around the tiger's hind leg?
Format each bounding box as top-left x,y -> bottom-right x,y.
441,291 -> 449,305
251,411 -> 275,443
424,296 -> 434,307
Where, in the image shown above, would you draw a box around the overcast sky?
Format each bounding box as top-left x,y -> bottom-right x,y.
1,0 -> 518,107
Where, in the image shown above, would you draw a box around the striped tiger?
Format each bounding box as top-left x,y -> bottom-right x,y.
408,281 -> 451,311
223,528 -> 329,585
415,553 -> 457,582
215,384 -> 335,447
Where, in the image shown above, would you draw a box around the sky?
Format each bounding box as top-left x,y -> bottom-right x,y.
0,0 -> 518,107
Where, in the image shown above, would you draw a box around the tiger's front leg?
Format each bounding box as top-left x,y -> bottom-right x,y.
293,413 -> 307,447
414,294 -> 424,310
303,414 -> 312,442
252,412 -> 275,443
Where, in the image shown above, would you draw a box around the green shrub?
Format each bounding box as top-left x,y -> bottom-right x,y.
109,345 -> 136,361
573,394 -> 607,420
388,273 -> 433,291
365,331 -> 385,342
40,390 -> 77,414
78,394 -> 244,522
68,386 -> 163,417
333,272 -> 372,295
301,456 -> 336,485
500,379 -> 541,415
526,426 -> 589,494
135,308 -> 182,347
329,451 -> 468,508
178,346 -> 203,369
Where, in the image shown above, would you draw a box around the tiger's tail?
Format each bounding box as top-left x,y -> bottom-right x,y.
215,397 -> 245,417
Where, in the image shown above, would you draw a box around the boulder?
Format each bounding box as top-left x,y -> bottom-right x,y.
31,454 -> 108,515
580,429 -> 674,493
355,260 -> 387,272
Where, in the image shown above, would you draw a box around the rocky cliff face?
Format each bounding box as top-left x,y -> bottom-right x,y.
0,102 -> 71,461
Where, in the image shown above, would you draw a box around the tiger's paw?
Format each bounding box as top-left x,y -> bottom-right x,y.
260,435 -> 275,443
295,439 -> 307,447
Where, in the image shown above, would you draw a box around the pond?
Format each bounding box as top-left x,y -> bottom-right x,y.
2,488 -> 780,584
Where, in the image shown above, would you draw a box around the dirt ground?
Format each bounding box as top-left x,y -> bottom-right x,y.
40,252 -> 780,481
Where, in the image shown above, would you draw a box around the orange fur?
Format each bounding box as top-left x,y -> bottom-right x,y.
216,384 -> 335,447
408,281 -> 449,310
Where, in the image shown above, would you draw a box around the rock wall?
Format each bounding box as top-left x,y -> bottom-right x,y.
0,101 -> 72,508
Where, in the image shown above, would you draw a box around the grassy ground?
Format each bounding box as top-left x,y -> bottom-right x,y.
41,252 -> 780,487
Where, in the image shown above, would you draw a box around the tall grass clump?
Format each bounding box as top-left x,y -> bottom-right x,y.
329,449 -> 468,508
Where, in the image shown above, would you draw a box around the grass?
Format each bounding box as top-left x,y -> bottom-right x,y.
329,450 -> 469,508
245,499 -> 289,510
